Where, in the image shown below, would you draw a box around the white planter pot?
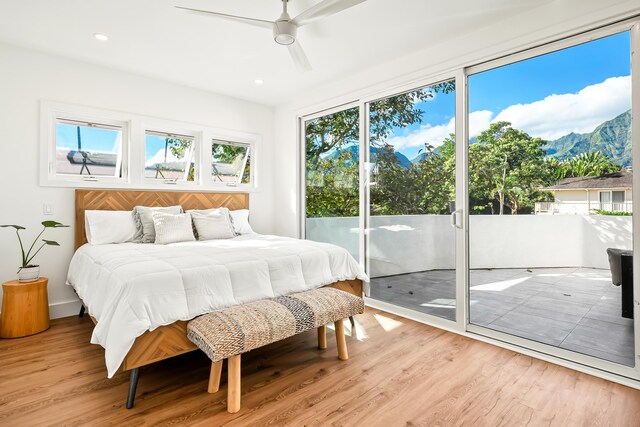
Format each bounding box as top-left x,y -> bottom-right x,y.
18,266 -> 40,282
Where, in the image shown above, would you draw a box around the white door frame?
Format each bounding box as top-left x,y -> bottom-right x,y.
297,16 -> 640,388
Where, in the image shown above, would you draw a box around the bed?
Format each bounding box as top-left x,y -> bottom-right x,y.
69,189 -> 366,405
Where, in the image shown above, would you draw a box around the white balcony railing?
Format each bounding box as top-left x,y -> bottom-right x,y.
306,214 -> 633,276
534,201 -> 633,215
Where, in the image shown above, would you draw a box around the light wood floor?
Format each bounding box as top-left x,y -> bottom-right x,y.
1,308 -> 639,426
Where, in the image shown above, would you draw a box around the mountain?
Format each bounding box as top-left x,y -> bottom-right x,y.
327,110 -> 632,169
411,152 -> 427,164
327,145 -> 413,168
545,109 -> 632,167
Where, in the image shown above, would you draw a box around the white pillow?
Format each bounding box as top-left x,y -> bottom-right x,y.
229,209 -> 254,235
132,205 -> 183,243
190,209 -> 236,240
85,210 -> 137,245
152,212 -> 196,245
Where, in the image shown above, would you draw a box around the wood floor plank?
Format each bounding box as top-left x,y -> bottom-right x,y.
0,309 -> 638,426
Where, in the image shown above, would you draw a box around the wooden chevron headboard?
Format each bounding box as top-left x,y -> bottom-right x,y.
75,189 -> 249,249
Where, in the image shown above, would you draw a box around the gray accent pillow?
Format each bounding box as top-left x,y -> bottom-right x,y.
190,209 -> 236,240
152,212 -> 196,245
131,205 -> 183,243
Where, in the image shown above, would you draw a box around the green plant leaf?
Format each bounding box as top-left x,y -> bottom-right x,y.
0,224 -> 26,230
41,221 -> 69,228
42,239 -> 60,246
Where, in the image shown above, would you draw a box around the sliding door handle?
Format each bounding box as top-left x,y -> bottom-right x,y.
450,209 -> 463,229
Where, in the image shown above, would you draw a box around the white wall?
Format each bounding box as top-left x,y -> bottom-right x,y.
307,215 -> 633,277
0,43 -> 274,318
273,0 -> 640,239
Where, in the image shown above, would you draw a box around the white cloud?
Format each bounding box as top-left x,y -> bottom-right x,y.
492,76 -> 630,140
469,110 -> 493,138
384,109 -> 494,150
380,75 -> 630,149
385,117 -> 455,150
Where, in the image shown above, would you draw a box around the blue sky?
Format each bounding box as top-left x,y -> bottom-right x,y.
56,126 -> 183,167
386,31 -> 631,161
55,123 -> 120,153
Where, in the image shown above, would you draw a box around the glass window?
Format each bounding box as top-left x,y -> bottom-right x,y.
54,119 -> 123,178
366,80 -> 457,321
612,190 -> 625,203
467,31 -> 634,367
144,131 -> 195,182
211,140 -> 251,184
304,106 -> 360,261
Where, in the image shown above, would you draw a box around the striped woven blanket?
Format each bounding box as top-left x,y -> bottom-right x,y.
187,287 -> 364,362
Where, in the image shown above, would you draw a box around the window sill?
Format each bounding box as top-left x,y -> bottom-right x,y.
39,178 -> 260,193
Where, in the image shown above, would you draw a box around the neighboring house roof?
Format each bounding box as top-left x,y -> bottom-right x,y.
543,171 -> 633,191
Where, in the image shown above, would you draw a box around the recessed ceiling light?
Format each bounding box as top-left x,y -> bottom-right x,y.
254,79 -> 264,85
94,33 -> 109,41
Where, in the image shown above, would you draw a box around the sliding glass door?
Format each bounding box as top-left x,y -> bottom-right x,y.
365,80 -> 459,321
301,19 -> 639,382
466,30 -> 635,369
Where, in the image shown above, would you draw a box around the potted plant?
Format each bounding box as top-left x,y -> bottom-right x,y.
1,221 -> 69,282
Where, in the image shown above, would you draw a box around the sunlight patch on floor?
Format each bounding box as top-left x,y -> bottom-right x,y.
373,313 -> 404,332
419,298 -> 456,308
471,276 -> 530,292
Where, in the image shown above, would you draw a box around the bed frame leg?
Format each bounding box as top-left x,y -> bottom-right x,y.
79,305 -> 85,318
126,368 -> 140,409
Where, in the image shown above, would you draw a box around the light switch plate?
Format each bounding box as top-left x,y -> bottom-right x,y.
43,203 -> 54,215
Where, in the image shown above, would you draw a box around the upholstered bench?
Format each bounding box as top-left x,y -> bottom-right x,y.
187,287 -> 365,413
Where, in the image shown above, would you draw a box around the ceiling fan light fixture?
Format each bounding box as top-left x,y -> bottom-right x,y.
275,33 -> 295,45
273,20 -> 297,45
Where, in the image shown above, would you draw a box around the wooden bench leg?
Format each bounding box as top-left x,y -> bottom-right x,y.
318,325 -> 327,349
208,360 -> 223,393
227,355 -> 241,413
335,319 -> 348,360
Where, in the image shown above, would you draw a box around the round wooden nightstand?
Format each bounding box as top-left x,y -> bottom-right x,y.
0,277 -> 50,338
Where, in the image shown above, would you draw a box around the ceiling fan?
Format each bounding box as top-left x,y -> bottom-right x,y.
176,0 -> 367,71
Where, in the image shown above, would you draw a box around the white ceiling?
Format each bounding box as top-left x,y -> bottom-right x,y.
0,0 -> 605,106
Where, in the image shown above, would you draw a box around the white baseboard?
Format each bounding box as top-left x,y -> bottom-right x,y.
49,299 -> 82,319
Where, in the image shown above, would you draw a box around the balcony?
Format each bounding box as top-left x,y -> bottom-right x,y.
307,214 -> 634,366
535,201 -> 633,215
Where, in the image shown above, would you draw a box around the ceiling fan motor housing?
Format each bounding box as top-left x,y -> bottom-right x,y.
273,19 -> 297,45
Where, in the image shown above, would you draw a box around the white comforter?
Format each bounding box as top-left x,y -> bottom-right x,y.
66,234 -> 368,378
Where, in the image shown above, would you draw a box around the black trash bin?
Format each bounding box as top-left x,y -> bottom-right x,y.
606,248 -> 633,319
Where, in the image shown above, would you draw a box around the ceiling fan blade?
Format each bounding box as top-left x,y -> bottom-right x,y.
175,6 -> 273,29
292,0 -> 367,27
287,42 -> 312,71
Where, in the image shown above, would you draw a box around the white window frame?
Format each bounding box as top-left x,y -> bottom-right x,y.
205,129 -> 260,190
210,139 -> 253,187
41,102 -> 130,185
40,101 -> 261,191
142,128 -> 200,187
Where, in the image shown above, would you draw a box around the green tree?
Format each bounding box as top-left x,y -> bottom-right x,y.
305,82 -> 455,217
370,138 -> 455,215
547,152 -> 620,179
305,149 -> 359,217
469,122 -> 553,215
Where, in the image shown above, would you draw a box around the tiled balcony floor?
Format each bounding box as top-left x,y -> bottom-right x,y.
370,267 -> 634,366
